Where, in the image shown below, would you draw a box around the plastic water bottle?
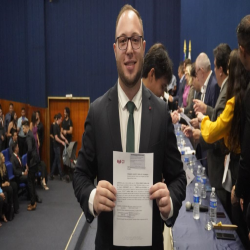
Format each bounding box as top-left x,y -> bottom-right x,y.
196,166 -> 202,204
183,156 -> 189,170
189,155 -> 194,173
201,167 -> 207,199
210,187 -> 217,223
193,183 -> 200,220
176,131 -> 180,146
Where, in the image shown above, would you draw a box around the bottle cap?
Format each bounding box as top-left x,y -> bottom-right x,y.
198,165 -> 201,169
212,187 -> 215,192
195,183 -> 198,187
202,167 -> 205,170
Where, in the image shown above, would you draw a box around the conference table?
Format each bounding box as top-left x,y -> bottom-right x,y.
172,127 -> 244,250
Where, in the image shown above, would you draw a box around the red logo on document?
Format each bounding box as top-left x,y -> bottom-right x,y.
117,160 -> 121,164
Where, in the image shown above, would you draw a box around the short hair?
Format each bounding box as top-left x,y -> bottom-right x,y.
11,129 -> 17,137
54,114 -> 57,120
213,43 -> 231,75
237,15 -> 250,54
196,53 -> 211,72
12,142 -> 18,153
115,5 -> 144,40
142,43 -> 173,84
21,107 -> 25,112
184,58 -> 192,67
57,113 -> 62,119
65,107 -> 70,117
22,120 -> 29,127
190,63 -> 196,78
9,103 -> 13,107
178,62 -> 185,74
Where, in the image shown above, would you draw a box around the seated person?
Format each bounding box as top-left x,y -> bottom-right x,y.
0,189 -> 8,225
9,130 -> 18,157
0,152 -> 19,216
10,142 -> 28,187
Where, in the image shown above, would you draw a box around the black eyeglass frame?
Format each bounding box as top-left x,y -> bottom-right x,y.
115,35 -> 143,51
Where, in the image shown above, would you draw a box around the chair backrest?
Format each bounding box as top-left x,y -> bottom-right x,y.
22,154 -> 27,166
2,148 -> 10,162
5,162 -> 15,180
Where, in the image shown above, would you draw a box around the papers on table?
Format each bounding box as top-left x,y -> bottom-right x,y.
185,168 -> 195,186
180,113 -> 194,129
113,151 -> 153,247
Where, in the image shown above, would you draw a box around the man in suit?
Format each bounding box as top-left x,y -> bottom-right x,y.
233,14 -> 250,228
9,130 -> 18,156
186,44 -> 231,211
10,142 -> 28,187
73,5 -> 186,250
22,120 -> 41,211
141,43 -> 179,124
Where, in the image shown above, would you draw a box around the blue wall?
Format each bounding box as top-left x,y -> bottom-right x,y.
0,0 -> 180,107
180,0 -> 250,66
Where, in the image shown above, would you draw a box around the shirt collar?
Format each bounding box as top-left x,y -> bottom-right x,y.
220,76 -> 228,92
201,70 -> 212,94
118,79 -> 142,111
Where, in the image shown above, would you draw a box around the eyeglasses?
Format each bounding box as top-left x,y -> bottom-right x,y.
116,35 -> 143,51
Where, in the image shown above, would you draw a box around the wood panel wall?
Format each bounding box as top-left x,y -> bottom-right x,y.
0,97 -> 90,173
47,97 -> 90,171
0,99 -> 47,167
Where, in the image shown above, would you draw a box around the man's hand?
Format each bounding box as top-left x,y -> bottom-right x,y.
231,185 -> 239,206
65,139 -> 69,145
197,112 -> 205,122
190,118 -> 199,128
181,124 -> 187,131
193,129 -> 201,142
0,192 -> 5,200
168,95 -> 173,102
63,130 -> 67,135
240,198 -> 244,211
171,111 -> 179,124
193,99 -> 207,114
93,180 -> 117,216
4,181 -> 10,187
62,141 -> 65,146
178,107 -> 184,113
149,182 -> 171,219
24,169 -> 28,176
183,126 -> 193,138
1,135 -> 4,141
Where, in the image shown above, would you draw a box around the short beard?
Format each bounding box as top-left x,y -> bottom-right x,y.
116,58 -> 143,88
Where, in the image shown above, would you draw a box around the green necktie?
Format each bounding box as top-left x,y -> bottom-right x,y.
126,101 -> 135,152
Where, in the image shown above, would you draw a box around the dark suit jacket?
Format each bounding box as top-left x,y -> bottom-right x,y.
10,153 -> 24,177
235,82 -> 250,200
203,72 -> 220,109
200,80 -> 228,190
173,76 -> 186,108
73,83 -> 186,250
26,130 -> 40,168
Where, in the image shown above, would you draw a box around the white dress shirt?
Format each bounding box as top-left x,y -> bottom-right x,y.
201,70 -> 212,102
88,80 -> 173,221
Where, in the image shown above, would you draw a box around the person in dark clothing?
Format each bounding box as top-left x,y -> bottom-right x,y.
10,142 -> 28,188
0,152 -> 19,215
50,114 -> 57,172
9,130 -> 18,157
22,120 -> 42,211
0,108 -> 5,152
36,111 -> 44,159
50,113 -> 68,180
61,107 -> 73,143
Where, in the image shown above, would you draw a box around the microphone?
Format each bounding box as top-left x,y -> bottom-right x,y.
185,201 -> 208,212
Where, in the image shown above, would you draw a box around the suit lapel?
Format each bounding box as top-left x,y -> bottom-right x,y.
106,83 -> 122,152
139,84 -> 152,153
